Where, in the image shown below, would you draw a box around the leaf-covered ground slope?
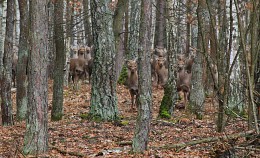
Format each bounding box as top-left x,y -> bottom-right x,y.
0,80 -> 259,157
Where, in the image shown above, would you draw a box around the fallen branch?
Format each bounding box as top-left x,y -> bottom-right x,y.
235,146 -> 260,152
50,145 -> 85,157
152,130 -> 255,150
118,141 -> 132,146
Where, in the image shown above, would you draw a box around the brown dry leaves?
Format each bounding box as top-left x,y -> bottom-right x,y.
0,80 -> 258,157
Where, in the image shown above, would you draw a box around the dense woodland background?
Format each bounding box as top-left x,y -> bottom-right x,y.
0,0 -> 259,157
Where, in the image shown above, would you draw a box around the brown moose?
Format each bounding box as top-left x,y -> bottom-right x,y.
126,59 -> 138,111
176,53 -> 195,109
154,56 -> 168,87
151,47 -> 167,86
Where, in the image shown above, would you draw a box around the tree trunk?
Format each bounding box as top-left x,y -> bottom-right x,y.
206,0 -> 228,132
153,0 -> 167,48
47,1 -> 54,79
88,0 -> 118,121
114,0 -> 128,80
83,0 -> 93,46
14,0 -> 20,46
51,0 -> 65,121
127,0 -> 140,58
16,0 -> 29,121
189,0 -> 205,119
0,0 -> 14,126
158,0 -> 177,119
23,0 -> 49,154
132,0 -> 152,153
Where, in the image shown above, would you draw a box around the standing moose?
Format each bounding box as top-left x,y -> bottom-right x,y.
126,59 -> 138,111
176,53 -> 195,109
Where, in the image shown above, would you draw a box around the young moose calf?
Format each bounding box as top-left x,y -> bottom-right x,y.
126,59 -> 138,111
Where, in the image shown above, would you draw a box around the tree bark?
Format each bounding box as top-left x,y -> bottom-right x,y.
113,0 -> 128,80
0,0 -> 14,126
158,0 -> 177,119
16,0 -> 29,121
234,0 -> 259,134
51,0 -> 65,121
88,0 -> 118,121
127,0 -> 140,58
132,0 -> 152,153
189,0 -> 206,119
23,0 -> 49,154
153,0 -> 167,48
83,0 -> 93,46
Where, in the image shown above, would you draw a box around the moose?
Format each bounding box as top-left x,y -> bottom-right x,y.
68,45 -> 93,88
151,47 -> 168,86
176,53 -> 195,109
154,56 -> 168,87
126,59 -> 138,111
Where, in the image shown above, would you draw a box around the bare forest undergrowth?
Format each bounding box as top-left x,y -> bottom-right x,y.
0,80 -> 259,158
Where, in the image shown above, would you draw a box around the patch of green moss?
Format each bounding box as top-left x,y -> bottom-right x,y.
121,120 -> 129,126
158,86 -> 172,119
51,113 -> 63,121
89,115 -> 103,122
79,113 -> 89,119
118,66 -> 128,85
82,135 -> 89,139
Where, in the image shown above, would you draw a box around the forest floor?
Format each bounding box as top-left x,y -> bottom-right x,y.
0,80 -> 259,158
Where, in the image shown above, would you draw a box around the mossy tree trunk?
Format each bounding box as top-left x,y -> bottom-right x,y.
51,0 -> 65,121
16,0 -> 29,121
158,0 -> 177,119
132,0 -> 152,153
0,0 -> 14,126
88,0 -> 118,121
23,0 -> 49,154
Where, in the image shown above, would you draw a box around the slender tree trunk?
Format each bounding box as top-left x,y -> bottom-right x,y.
189,0 -> 206,119
158,0 -> 177,119
0,3 -> 6,116
51,0 -> 65,121
89,0 -> 118,121
154,0 -> 166,48
114,0 -> 128,80
127,0 -> 140,58
206,0 -> 228,132
83,0 -> 93,46
132,0 -> 152,153
14,0 -> 20,46
47,1 -> 54,79
0,0 -> 14,126
186,0 -> 192,56
23,0 -> 49,154
234,0 -> 259,133
16,0 -> 29,121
